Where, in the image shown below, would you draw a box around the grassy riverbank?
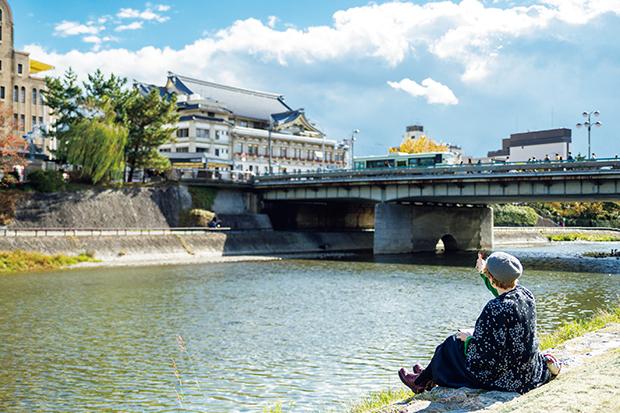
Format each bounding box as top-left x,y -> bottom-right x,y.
546,232 -> 620,242
349,305 -> 620,413
0,250 -> 98,274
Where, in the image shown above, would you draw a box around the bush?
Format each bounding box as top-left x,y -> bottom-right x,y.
493,204 -> 539,227
27,170 -> 65,193
188,186 -> 217,210
181,209 -> 216,227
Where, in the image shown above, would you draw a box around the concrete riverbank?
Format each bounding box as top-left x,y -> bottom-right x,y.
368,323 -> 620,413
494,226 -> 620,245
0,230 -> 374,268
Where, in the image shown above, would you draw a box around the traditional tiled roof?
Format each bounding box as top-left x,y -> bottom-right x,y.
167,73 -> 292,121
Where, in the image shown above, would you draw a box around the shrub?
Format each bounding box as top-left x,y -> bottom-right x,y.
181,208 -> 216,227
493,204 -> 539,227
27,169 -> 66,193
188,186 -> 217,210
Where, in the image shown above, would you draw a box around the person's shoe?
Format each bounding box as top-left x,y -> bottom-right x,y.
543,353 -> 561,376
412,363 -> 423,374
398,367 -> 427,394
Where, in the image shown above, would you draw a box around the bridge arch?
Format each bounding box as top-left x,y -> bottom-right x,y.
436,234 -> 458,252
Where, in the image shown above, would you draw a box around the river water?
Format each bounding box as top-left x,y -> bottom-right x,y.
1,243 -> 619,412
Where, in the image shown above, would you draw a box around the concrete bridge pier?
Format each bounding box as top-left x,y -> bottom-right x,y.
374,203 -> 493,254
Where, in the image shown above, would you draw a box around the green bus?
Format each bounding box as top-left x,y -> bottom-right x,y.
353,152 -> 457,170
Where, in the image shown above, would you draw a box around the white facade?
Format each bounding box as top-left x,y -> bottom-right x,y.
509,142 -> 569,162
141,73 -> 348,175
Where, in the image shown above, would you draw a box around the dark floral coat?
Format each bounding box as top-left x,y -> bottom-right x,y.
465,285 -> 549,393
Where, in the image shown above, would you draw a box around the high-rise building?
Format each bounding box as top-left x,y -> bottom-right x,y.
0,0 -> 54,159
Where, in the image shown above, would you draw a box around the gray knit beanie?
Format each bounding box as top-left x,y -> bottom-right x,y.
486,252 -> 523,284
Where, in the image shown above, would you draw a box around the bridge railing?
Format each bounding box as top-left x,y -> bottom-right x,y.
254,158 -> 620,185
0,227 -> 231,238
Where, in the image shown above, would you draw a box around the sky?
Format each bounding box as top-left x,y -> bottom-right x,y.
10,0 -> 620,157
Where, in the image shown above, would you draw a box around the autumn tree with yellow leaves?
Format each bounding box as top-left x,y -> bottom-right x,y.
389,135 -> 449,154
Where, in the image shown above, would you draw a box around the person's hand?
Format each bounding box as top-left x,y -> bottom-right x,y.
457,330 -> 472,341
475,252 -> 486,273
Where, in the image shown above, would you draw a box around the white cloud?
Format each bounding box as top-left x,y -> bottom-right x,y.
156,5 -> 171,12
54,21 -> 103,37
40,1 -> 620,84
267,16 -> 278,29
117,7 -> 169,23
388,78 -> 459,105
115,22 -> 144,32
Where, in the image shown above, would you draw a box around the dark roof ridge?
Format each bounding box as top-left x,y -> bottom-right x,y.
170,72 -> 284,100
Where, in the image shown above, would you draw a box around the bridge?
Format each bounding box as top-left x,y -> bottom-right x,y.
251,159 -> 620,254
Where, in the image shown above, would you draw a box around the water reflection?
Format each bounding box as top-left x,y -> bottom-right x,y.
0,245 -> 618,412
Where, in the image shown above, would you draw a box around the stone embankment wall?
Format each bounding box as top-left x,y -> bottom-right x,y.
494,226 -> 620,245
0,231 -> 373,260
10,186 -> 193,228
8,185 -> 272,230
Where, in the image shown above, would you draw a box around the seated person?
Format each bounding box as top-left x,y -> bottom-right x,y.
399,252 -> 560,394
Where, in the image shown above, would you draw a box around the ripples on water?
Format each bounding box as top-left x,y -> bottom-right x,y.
0,244 -> 618,412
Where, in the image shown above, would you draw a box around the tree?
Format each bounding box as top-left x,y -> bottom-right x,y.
124,89 -> 178,182
64,99 -> 128,184
0,102 -> 27,173
390,135 -> 449,154
43,68 -> 84,162
44,69 -> 179,184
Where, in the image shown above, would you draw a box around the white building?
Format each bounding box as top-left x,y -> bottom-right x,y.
136,73 -> 348,176
488,128 -> 572,162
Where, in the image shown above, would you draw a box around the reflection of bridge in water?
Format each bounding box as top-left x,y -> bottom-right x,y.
189,159 -> 620,254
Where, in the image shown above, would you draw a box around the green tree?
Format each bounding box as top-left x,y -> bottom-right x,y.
43,69 -> 84,162
65,99 -> 128,184
84,69 -> 133,123
124,89 -> 178,182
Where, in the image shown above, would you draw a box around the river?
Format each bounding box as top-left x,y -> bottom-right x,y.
0,243 -> 619,412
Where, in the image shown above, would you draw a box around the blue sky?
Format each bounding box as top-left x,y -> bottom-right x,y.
11,0 -> 620,157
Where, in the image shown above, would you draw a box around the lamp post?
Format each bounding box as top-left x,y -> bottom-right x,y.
576,110 -> 602,159
349,129 -> 360,169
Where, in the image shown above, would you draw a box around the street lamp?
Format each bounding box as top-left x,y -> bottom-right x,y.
576,110 -> 602,159
349,129 -> 360,169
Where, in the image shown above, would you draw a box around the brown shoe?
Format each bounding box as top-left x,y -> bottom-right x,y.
398,367 -> 427,394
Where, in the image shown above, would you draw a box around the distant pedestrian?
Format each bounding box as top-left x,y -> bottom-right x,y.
567,152 -> 574,161
591,153 -> 597,160
544,154 -> 550,162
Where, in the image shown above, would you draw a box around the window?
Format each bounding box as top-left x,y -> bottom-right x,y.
0,86 -> 4,99
207,112 -> 215,117
176,128 -> 189,138
196,147 -> 209,153
17,64 -> 23,75
0,60 -> 2,71
159,148 -> 171,152
13,114 -> 18,128
215,148 -> 220,156
32,116 -> 37,127
20,87 -> 25,103
32,89 -> 37,105
39,92 -> 44,105
20,114 -> 25,131
13,86 -> 18,102
176,147 -> 189,153
196,128 -> 209,138
281,148 -> 287,158
39,117 -> 43,126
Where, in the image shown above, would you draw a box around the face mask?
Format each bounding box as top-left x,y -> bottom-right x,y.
479,272 -> 499,297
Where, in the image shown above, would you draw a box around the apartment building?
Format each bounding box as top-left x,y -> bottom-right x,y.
0,0 -> 54,161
